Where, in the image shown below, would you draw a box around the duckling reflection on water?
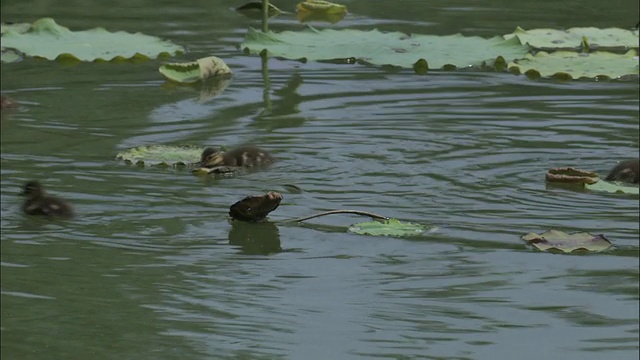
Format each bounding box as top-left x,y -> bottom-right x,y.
199,146 -> 274,168
20,181 -> 74,218
605,159 -> 639,184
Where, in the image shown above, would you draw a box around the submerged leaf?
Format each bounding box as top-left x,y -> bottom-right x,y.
585,180 -> 639,195
240,27 -> 530,69
348,218 -> 429,237
522,230 -> 613,253
159,56 -> 232,83
508,50 -> 638,80
1,18 -> 184,62
236,2 -> 283,19
115,145 -> 204,167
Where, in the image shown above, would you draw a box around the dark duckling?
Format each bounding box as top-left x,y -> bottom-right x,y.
605,159 -> 639,184
199,146 -> 274,168
20,181 -> 74,218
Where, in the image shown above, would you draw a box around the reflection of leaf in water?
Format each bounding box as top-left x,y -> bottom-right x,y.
228,221 -> 282,255
522,230 -> 613,253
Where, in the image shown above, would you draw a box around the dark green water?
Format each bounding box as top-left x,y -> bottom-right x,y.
1,0 -> 638,359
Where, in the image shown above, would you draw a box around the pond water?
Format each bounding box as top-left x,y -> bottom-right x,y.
1,0 -> 638,359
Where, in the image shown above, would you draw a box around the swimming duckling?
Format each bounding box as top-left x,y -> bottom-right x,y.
20,181 -> 74,218
199,146 -> 274,168
605,159 -> 639,184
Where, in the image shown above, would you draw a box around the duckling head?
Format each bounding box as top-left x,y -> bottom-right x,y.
20,181 -> 44,197
199,147 -> 225,167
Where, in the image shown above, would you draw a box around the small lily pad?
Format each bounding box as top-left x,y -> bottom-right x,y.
546,167 -> 600,184
159,56 -> 232,84
522,230 -> 613,253
585,180 -> 639,194
115,145 -> 204,167
348,218 -> 429,237
296,0 -> 348,24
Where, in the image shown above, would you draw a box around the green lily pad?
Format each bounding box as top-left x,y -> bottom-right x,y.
159,56 -> 232,83
240,27 -> 530,69
1,18 -> 184,62
522,230 -> 613,253
348,218 -> 429,237
1,22 -> 32,35
504,27 -> 639,51
115,145 -> 204,167
585,180 -> 639,194
508,49 -> 638,80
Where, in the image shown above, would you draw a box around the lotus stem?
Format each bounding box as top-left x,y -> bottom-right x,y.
262,0 -> 269,33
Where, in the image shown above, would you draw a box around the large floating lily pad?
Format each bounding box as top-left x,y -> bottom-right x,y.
585,180 -> 639,195
241,27 -> 530,69
522,230 -> 613,253
1,18 -> 184,62
348,218 -> 430,237
115,145 -> 203,167
508,50 -> 638,80
504,27 -> 639,51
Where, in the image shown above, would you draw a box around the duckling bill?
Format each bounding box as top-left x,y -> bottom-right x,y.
199,146 -> 274,168
20,181 -> 74,218
605,159 -> 639,184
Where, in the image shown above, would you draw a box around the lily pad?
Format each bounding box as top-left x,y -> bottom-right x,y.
545,167 -> 600,184
1,18 -> 184,62
504,27 -> 639,51
522,230 -> 613,253
115,145 -> 203,167
508,49 -> 639,80
159,56 -> 232,84
297,0 -> 348,24
240,27 -> 530,69
585,180 -> 639,195
348,218 -> 428,237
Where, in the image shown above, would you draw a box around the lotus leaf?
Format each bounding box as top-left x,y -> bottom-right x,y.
348,218 -> 428,237
1,18 -> 184,62
508,50 -> 638,79
296,0 -> 348,24
240,27 -> 530,69
585,180 -> 639,195
522,230 -> 613,253
159,56 -> 232,83
504,27 -> 639,51
115,145 -> 204,167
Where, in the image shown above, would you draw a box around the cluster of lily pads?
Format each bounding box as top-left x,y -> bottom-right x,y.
2,12 -> 637,253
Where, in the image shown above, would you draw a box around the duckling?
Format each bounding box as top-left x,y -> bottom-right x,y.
199,146 -> 274,168
605,159 -> 639,184
20,181 -> 74,218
